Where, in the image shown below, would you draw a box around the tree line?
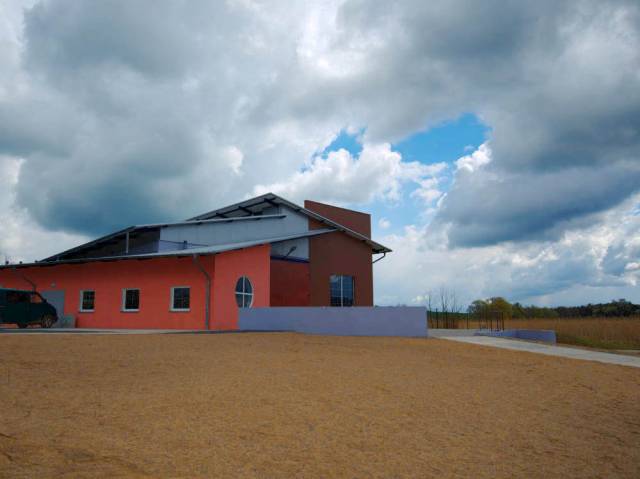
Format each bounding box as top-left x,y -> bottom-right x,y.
468,297 -> 640,319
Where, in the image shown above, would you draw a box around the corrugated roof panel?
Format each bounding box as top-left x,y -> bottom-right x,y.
1,229 -> 336,269
188,193 -> 392,254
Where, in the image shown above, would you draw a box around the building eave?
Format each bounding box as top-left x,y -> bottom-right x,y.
2,229 -> 335,270
40,213 -> 288,263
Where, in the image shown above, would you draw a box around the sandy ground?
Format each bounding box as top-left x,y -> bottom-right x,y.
0,333 -> 639,478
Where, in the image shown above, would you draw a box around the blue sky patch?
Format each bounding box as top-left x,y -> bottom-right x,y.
317,115 -> 490,238
392,113 -> 489,165
375,114 -> 489,237
320,129 -> 364,157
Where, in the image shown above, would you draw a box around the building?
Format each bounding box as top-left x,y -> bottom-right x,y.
0,193 -> 391,330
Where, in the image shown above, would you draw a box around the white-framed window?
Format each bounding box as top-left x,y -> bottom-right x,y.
330,275 -> 354,307
122,288 -> 140,312
235,276 -> 253,308
170,287 -> 190,312
79,290 -> 95,312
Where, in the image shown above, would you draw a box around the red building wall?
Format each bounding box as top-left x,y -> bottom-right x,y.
269,259 -> 310,306
0,244 -> 270,330
212,244 -> 270,330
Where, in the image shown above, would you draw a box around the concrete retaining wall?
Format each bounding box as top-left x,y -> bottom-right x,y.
239,307 -> 427,337
475,329 -> 556,343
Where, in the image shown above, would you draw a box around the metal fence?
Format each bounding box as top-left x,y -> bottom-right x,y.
428,310 -> 505,331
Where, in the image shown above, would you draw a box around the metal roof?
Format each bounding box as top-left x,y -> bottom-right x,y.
40,225 -> 138,263
135,213 -> 286,229
188,193 -> 392,254
2,229 -> 335,270
38,193 -> 391,264
41,213 -> 287,262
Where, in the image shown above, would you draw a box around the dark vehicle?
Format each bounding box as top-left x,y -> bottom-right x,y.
0,288 -> 58,328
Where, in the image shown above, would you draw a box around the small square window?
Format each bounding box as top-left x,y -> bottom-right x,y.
122,289 -> 140,312
171,287 -> 190,311
80,290 -> 95,312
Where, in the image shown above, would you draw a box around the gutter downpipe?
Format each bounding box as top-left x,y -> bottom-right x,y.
372,252 -> 387,264
11,266 -> 37,291
192,254 -> 211,330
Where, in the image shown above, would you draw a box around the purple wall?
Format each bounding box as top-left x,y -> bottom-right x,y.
239,307 -> 427,337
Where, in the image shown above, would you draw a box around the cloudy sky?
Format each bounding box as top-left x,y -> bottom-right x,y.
1,0 -> 639,307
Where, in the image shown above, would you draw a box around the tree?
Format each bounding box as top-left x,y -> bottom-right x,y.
487,297 -> 513,319
466,297 -> 640,319
423,287 -> 463,313
512,302 -> 527,319
467,297 -> 513,318
467,299 -> 488,315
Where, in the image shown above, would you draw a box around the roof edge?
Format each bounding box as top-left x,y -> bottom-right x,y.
3,229 -> 336,270
188,193 -> 392,254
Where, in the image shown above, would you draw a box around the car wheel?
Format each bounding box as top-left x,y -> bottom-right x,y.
40,315 -> 55,329
18,323 -> 28,329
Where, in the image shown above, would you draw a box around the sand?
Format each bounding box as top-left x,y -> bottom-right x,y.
0,333 -> 639,478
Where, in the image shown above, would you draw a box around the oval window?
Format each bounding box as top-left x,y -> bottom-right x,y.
235,276 -> 253,308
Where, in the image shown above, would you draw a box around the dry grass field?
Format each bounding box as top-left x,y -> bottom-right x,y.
0,333 -> 639,478
506,317 -> 640,350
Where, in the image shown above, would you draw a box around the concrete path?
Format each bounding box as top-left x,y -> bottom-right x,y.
428,329 -> 479,338
440,335 -> 640,368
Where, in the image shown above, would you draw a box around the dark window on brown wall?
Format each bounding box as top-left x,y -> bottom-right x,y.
329,275 -> 354,307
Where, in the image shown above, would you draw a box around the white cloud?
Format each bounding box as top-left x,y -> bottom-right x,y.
1,0 -> 639,306
375,193 -> 640,306
222,145 -> 244,175
253,142 -> 446,206
378,217 -> 391,229
411,177 -> 444,205
455,142 -> 492,173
